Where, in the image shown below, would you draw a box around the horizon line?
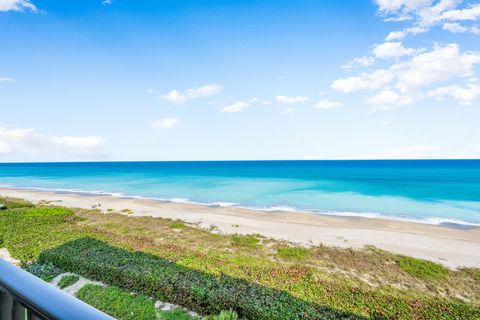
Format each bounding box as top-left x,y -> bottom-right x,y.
1,158 -> 479,165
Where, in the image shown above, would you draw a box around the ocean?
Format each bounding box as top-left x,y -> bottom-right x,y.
0,160 -> 479,225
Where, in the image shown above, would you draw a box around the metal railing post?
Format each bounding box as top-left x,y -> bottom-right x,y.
0,258 -> 113,320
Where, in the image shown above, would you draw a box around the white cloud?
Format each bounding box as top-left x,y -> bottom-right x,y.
385,26 -> 428,40
342,56 -> 375,70
102,0 -> 112,4
146,88 -> 155,94
441,3 -> 480,21
332,69 -> 394,93
395,43 -> 480,93
386,30 -> 407,41
376,1 -> 480,37
366,89 -> 414,109
160,90 -> 188,104
315,99 -> 343,109
0,77 -> 14,82
354,56 -> 375,66
442,22 -> 480,34
151,118 -> 181,129
442,21 -> 468,32
275,95 -> 308,104
333,43 -> 480,96
0,0 -> 36,12
373,41 -> 415,59
220,101 -> 249,113
160,84 -> 222,104
220,97 -> 270,113
0,127 -> 103,157
428,83 -> 480,105
375,0 -> 432,15
186,84 -> 223,99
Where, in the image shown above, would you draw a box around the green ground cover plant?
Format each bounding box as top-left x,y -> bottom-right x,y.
0,197 -> 34,209
76,284 -> 159,320
397,256 -> 449,280
58,274 -> 80,289
76,283 -> 235,320
1,196 -> 479,319
230,235 -> 260,249
39,237 -> 479,320
157,309 -> 196,320
169,222 -> 187,229
40,237 -> 354,320
277,246 -> 311,261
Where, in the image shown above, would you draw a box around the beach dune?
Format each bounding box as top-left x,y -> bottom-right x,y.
1,187 -> 479,269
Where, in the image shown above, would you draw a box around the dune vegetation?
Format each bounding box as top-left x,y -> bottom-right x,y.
0,196 -> 479,319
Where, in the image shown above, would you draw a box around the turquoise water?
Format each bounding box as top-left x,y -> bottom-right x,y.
0,160 -> 479,225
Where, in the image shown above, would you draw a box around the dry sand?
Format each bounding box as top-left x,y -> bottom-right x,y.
1,187 -> 479,269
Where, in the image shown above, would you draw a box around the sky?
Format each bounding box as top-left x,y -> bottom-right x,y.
1,0 -> 480,162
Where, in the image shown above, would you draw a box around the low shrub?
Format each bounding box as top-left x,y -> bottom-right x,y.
40,237 -> 358,320
170,222 -> 186,229
23,262 -> 64,282
58,274 -> 80,289
277,246 -> 311,261
205,309 -> 238,320
398,257 -> 449,280
230,235 -> 260,249
0,197 -> 34,209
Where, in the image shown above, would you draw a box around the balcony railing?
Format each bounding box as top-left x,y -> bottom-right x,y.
0,258 -> 113,320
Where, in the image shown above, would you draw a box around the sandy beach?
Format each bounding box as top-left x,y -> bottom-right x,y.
1,187 -> 479,269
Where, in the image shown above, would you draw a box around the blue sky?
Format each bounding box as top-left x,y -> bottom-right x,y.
1,0 -> 480,161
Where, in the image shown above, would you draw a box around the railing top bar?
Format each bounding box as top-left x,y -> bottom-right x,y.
0,258 -> 114,320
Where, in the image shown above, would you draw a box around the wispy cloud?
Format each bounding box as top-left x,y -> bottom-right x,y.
0,0 -> 37,12
220,97 -> 270,113
160,84 -> 222,104
221,101 -> 249,113
341,56 -> 375,70
366,89 -> 413,110
275,95 -> 308,104
0,77 -> 14,82
160,90 -> 188,104
315,99 -> 343,110
151,118 -> 181,129
428,83 -> 480,105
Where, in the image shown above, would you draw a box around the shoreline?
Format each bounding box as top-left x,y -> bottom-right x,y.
1,187 -> 480,268
4,185 -> 479,228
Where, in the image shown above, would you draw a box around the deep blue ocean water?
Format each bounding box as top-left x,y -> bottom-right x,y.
0,160 -> 479,225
